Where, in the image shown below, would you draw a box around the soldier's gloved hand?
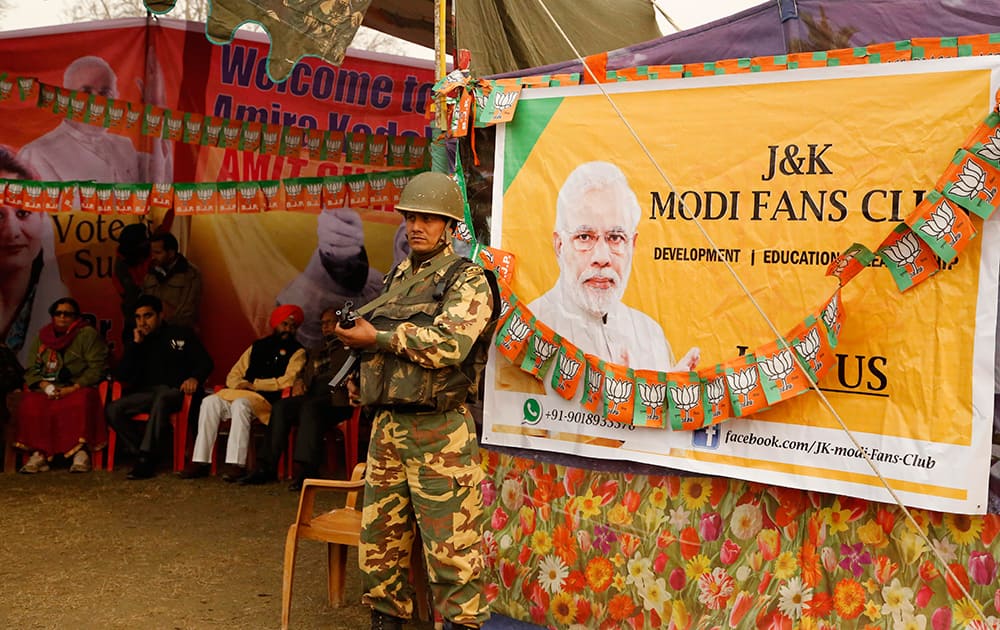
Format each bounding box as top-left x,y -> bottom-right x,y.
317,208 -> 364,261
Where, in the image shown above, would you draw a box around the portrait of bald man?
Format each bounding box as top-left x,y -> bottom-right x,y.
528,161 -> 698,372
18,55 -> 171,183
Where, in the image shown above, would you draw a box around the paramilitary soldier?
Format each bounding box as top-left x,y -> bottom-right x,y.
334,171 -> 496,630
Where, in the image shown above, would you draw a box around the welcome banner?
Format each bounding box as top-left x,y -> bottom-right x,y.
0,19 -> 434,382
483,57 -> 1000,514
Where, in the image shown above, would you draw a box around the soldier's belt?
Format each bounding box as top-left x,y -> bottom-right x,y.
373,404 -> 437,414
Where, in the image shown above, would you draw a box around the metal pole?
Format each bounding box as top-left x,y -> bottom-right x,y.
434,0 -> 449,132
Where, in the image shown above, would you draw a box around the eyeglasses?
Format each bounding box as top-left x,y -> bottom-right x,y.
564,229 -> 632,254
53,311 -> 78,317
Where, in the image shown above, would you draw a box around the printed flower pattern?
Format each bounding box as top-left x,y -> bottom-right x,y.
483,451 -> 1000,629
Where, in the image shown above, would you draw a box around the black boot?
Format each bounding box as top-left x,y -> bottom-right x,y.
370,609 -> 404,630
126,454 -> 157,480
238,467 -> 278,485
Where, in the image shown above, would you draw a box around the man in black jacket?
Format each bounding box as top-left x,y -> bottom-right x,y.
106,294 -> 213,479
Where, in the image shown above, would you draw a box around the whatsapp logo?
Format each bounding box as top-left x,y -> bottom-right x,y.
523,398 -> 542,425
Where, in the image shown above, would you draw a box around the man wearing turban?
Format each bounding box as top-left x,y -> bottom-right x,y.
181,304 -> 306,481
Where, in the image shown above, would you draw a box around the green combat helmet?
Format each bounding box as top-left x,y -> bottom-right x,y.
395,171 -> 465,222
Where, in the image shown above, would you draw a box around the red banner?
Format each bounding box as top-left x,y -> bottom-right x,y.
0,18 -> 435,382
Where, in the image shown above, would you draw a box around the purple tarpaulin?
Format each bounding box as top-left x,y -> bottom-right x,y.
492,0 -> 1000,79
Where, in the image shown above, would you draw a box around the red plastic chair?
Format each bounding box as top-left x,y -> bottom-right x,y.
4,385 -> 106,472
206,385 -> 291,475
101,381 -> 192,472
285,406 -> 361,480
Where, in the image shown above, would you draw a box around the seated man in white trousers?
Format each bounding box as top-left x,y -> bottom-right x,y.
180,305 -> 307,481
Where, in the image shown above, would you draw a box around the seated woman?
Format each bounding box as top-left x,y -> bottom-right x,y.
15,298 -> 109,473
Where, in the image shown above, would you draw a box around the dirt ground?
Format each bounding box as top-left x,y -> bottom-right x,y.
0,462 -> 438,630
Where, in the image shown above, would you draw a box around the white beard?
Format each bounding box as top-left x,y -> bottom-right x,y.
558,255 -> 631,318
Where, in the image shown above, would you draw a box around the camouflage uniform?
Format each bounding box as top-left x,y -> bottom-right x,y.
359,243 -> 491,628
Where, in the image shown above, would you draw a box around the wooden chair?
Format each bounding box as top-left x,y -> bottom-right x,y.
280,462 -> 429,630
101,381 -> 192,472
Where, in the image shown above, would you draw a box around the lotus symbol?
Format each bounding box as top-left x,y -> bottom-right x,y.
186,120 -> 202,135
285,182 -> 302,196
135,189 -> 149,202
918,200 -> 959,245
880,232 -> 924,276
494,90 -> 518,110
726,367 -> 759,407
830,253 -> 853,278
263,131 -> 277,147
822,294 -> 839,334
348,180 -> 366,194
795,328 -> 822,372
586,369 -> 603,400
126,110 -> 141,125
324,182 -> 344,196
238,185 -> 257,198
224,127 -> 239,142
391,143 -> 406,159
480,249 -> 495,264
90,103 -> 105,117
176,189 -> 193,202
977,129 -> 1000,163
498,297 -> 510,318
638,382 -> 666,423
0,80 -> 12,99
17,78 -> 32,92
760,350 -> 795,392
56,94 -> 69,109
154,183 -> 172,195
44,186 -> 60,198
392,177 -> 409,189
951,159 -> 993,201
454,221 -> 472,241
605,377 -> 633,415
501,317 -> 531,350
109,106 -> 123,122
475,90 -> 489,109
286,135 -> 301,149
261,184 -> 279,197
113,188 -> 130,202
370,177 -> 387,191
71,98 -> 85,115
407,144 -> 423,160
25,185 -> 41,198
166,118 -> 180,133
705,378 -> 726,416
529,336 -> 557,370
77,184 -> 93,197
350,140 -> 364,155
196,187 -> 214,202
325,138 -> 342,154
221,188 -> 236,201
557,354 -> 581,384
148,114 -> 162,127
669,384 -> 701,422
206,122 -> 221,137
306,183 -> 321,196
245,130 -> 260,143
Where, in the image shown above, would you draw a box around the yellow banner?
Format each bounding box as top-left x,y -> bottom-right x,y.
484,59 -> 1000,513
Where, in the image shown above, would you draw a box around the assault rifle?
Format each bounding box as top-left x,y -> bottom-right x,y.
328,301 -> 360,389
